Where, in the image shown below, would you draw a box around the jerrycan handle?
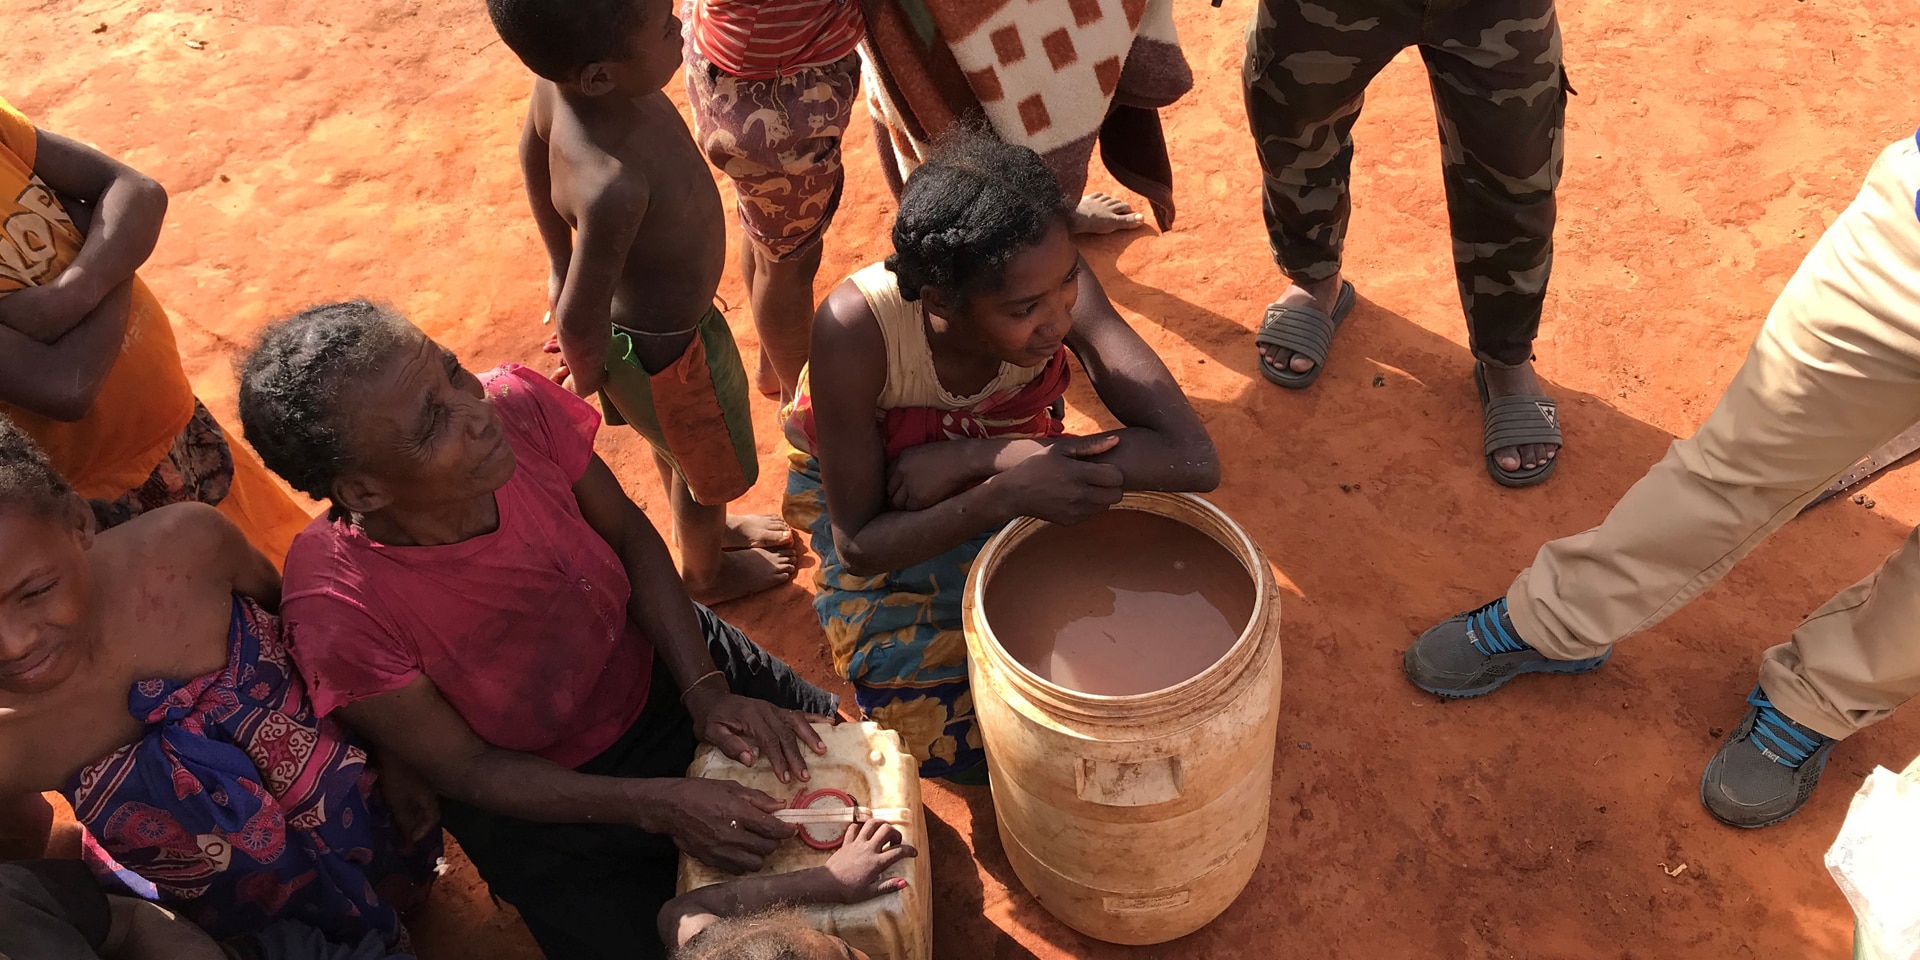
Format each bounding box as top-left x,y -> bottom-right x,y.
1076,755 -> 1183,807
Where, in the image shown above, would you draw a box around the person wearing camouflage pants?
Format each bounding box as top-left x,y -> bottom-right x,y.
1243,0 -> 1572,487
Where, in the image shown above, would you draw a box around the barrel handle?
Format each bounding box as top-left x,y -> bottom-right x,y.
1076,755 -> 1183,807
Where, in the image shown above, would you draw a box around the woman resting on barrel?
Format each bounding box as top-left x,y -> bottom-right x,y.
784,134 -> 1219,781
0,415 -> 438,953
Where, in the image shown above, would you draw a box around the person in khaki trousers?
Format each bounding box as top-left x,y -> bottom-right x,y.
1404,132 -> 1920,828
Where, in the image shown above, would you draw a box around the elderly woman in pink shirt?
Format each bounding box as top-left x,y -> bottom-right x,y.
238,300 -> 840,960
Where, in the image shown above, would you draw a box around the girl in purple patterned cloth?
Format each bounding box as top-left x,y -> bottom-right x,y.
0,413 -> 438,954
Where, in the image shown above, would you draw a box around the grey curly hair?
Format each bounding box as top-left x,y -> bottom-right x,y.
236,299 -> 411,505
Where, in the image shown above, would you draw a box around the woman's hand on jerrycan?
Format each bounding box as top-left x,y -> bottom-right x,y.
662,778 -> 795,874
683,680 -> 834,785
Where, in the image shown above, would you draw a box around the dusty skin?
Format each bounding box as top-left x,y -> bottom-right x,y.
8,0 -> 1920,956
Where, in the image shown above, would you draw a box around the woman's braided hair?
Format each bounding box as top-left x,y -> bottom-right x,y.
237,299 -> 410,504
0,412 -> 73,517
885,131 -> 1072,303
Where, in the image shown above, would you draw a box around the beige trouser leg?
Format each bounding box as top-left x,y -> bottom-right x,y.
1505,135 -> 1920,740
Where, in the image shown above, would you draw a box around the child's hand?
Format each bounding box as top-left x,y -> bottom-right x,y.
541,334 -> 574,389
557,326 -> 610,397
821,819 -> 917,903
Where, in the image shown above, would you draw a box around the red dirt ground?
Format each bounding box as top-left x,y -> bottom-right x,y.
10,1 -> 1920,957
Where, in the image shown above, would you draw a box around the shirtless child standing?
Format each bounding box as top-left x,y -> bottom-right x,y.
488,0 -> 795,603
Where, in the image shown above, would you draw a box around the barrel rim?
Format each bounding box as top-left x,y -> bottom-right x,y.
964,492 -> 1276,721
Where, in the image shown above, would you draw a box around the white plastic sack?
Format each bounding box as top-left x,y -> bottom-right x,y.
1827,754 -> 1920,960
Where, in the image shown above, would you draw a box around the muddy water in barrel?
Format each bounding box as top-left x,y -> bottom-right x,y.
984,510 -> 1255,696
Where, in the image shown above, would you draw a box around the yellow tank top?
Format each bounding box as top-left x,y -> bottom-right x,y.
848,262 -> 1046,412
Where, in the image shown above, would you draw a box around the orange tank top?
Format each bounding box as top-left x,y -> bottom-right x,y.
0,96 -> 193,499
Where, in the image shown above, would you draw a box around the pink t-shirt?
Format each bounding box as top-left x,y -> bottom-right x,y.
281,364 -> 654,769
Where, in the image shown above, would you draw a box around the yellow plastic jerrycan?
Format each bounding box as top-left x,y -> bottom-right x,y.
677,721 -> 930,960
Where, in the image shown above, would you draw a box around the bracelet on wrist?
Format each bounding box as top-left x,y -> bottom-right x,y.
680,669 -> 726,704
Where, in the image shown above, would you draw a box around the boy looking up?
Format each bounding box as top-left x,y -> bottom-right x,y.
488,0 -> 797,603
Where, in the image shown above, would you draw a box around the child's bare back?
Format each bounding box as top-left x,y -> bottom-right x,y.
529,83 -> 727,375
494,0 -> 799,603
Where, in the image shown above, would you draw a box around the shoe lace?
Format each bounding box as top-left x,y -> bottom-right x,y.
1465,599 -> 1531,656
1746,688 -> 1828,768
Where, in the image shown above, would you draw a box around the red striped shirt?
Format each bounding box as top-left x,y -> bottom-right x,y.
691,0 -> 865,79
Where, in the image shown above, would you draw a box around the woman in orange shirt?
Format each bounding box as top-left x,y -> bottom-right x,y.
0,95 -> 308,564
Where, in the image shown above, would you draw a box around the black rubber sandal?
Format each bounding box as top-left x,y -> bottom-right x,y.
1474,361 -> 1562,488
1254,280 -> 1355,389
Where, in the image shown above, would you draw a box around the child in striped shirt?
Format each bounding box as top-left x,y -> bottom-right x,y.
682,0 -> 865,403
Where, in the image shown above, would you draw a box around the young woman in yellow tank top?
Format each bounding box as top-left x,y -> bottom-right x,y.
783,134 -> 1219,781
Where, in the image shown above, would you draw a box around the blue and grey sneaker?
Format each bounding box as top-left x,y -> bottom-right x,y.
1699,687 -> 1837,828
1403,598 -> 1612,698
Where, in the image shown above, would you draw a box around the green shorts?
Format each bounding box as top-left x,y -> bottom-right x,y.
599,305 -> 759,506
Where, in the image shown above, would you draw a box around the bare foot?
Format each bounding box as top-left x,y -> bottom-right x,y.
725,513 -> 792,551
1257,273 -> 1346,376
1070,192 -> 1146,235
1479,359 -> 1561,473
686,546 -> 798,604
753,349 -> 782,401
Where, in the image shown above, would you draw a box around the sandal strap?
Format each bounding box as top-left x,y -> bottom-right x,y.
1482,395 -> 1562,455
1255,305 -> 1337,366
